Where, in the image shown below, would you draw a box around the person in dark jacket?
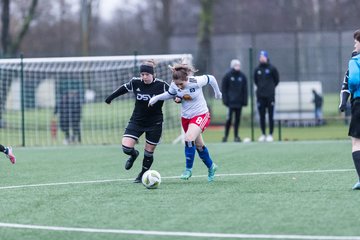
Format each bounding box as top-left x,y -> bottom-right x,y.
54,77 -> 84,145
254,50 -> 279,142
222,59 -> 248,142
312,89 -> 323,125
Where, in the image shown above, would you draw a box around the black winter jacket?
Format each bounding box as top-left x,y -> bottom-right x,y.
254,62 -> 279,98
222,69 -> 248,108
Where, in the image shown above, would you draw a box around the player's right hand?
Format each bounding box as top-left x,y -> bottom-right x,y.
174,96 -> 182,104
339,91 -> 350,112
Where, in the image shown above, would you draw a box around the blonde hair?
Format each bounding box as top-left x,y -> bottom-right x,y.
169,60 -> 197,81
142,59 -> 156,68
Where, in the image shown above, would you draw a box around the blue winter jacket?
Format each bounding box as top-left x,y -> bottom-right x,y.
348,53 -> 360,99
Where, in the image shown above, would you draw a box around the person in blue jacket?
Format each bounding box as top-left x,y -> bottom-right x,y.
345,29 -> 360,190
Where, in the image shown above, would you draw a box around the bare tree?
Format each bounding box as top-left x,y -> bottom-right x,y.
0,0 -> 38,126
153,0 -> 173,53
195,0 -> 214,74
1,0 -> 38,57
81,0 -> 92,56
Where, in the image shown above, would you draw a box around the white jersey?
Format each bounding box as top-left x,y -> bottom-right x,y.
168,75 -> 210,119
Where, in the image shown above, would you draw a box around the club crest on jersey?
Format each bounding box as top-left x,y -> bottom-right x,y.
183,94 -> 192,101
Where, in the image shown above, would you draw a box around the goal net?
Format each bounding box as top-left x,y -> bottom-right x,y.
0,54 -> 192,147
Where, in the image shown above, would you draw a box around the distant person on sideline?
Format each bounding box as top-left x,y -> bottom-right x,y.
254,50 -> 279,142
340,29 -> 360,190
312,89 -> 323,125
221,59 -> 248,142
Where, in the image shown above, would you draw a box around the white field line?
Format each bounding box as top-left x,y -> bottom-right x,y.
0,222 -> 359,240
0,169 -> 354,191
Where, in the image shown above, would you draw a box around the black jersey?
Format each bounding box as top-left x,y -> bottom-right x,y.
106,77 -> 170,127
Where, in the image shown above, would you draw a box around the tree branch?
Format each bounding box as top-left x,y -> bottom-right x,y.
10,0 -> 38,55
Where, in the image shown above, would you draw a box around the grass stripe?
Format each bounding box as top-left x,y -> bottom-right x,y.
0,169 -> 354,190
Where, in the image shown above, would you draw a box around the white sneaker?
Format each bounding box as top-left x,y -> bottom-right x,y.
258,135 -> 266,142
266,135 -> 274,142
63,138 -> 69,145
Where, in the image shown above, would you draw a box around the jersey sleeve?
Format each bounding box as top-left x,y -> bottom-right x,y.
167,82 -> 178,95
348,59 -> 360,94
164,81 -> 170,92
123,78 -> 136,91
195,75 -> 210,88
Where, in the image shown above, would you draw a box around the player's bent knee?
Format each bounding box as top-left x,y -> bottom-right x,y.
122,145 -> 135,155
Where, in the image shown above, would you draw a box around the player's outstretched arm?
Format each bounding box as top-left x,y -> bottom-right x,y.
105,85 -> 128,104
207,75 -> 222,99
148,91 -> 173,106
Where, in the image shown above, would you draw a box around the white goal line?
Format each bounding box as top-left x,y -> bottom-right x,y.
0,222 -> 359,240
0,169 -> 354,191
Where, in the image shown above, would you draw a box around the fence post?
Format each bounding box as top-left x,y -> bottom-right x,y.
133,50 -> 138,76
20,53 -> 25,147
278,120 -> 282,141
249,48 -> 255,142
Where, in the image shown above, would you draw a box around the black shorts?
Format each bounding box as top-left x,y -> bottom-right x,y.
123,122 -> 163,145
349,98 -> 360,138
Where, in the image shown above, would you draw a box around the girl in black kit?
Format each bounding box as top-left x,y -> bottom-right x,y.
105,60 -> 169,182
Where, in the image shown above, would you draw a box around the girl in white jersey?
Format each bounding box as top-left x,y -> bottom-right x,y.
149,62 -> 222,182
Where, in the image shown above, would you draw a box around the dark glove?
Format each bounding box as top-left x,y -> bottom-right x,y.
339,91 -> 350,112
105,97 -> 112,104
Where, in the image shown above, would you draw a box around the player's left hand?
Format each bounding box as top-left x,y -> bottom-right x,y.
148,96 -> 158,107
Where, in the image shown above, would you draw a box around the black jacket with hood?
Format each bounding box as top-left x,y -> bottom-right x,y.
222,68 -> 248,108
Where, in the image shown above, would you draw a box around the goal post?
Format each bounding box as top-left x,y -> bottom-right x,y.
0,54 -> 192,147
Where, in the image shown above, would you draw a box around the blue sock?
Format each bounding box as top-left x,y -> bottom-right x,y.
185,141 -> 196,169
197,146 -> 213,169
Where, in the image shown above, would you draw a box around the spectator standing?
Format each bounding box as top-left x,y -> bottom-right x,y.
312,89 -> 323,125
254,50 -> 279,142
222,59 -> 248,142
54,77 -> 84,144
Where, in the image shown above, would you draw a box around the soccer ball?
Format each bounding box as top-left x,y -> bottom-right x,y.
141,170 -> 161,189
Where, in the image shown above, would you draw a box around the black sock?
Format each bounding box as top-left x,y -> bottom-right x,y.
352,151 -> 360,180
141,150 -> 154,174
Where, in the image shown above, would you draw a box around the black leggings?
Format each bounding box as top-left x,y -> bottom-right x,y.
224,107 -> 242,138
257,97 -> 275,135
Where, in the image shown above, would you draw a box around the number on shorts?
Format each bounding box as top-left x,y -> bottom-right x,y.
195,117 -> 203,124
